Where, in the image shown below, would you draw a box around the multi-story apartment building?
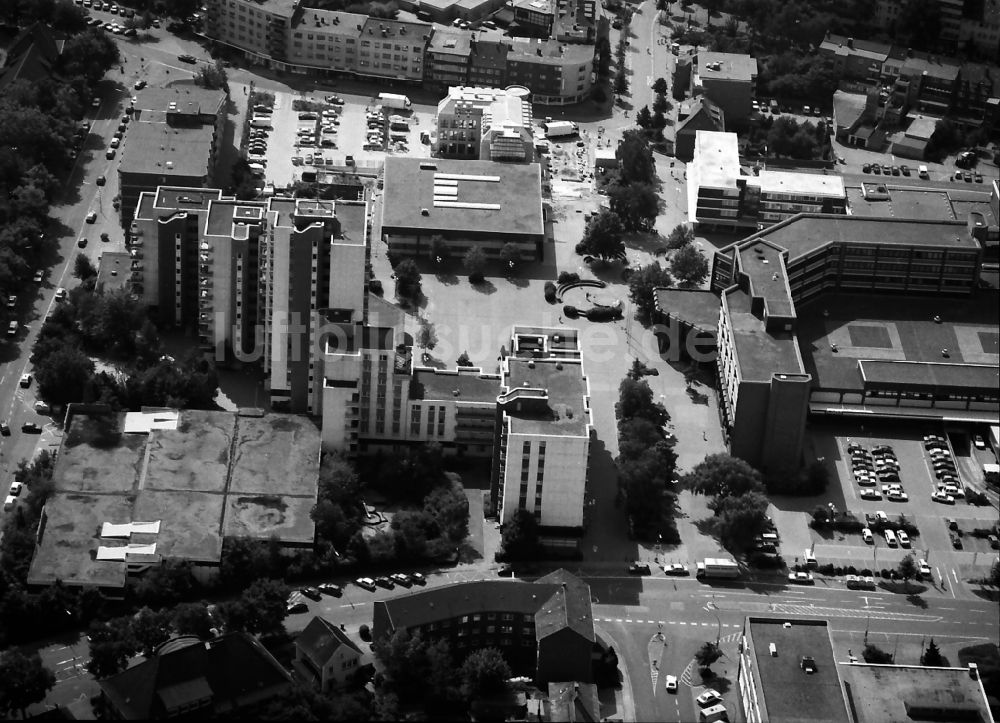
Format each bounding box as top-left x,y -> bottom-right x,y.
491,327 -> 592,533
506,38 -> 594,105
118,86 -> 227,230
688,132 -> 846,231
510,0 -> 600,43
692,51 -> 758,124
435,85 -> 534,161
285,9 -> 366,74
356,17 -> 429,81
372,570 -> 595,683
818,34 -> 890,84
425,28 -> 471,87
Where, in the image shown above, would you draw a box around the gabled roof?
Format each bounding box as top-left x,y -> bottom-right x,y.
98,633 -> 292,720
534,570 -> 595,643
297,616 -> 363,665
677,97 -> 725,136
0,22 -> 63,92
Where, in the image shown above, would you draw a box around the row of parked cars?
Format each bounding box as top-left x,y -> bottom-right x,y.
923,434 -> 965,505
849,443 -> 904,501
285,573 -> 427,613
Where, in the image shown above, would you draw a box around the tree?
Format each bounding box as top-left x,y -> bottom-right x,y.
652,94 -> 668,115
616,130 -> 656,185
195,60 -> 229,92
173,602 -> 214,639
666,223 -> 694,250
863,643 -> 893,664
627,262 -> 673,325
393,258 -> 422,304
424,481 -> 469,543
895,0 -> 942,49
991,560 -> 1000,588
460,648 -> 512,701
708,490 -> 771,551
686,453 -> 765,499
922,638 -> 944,666
670,244 -> 709,287
695,642 -> 722,668
86,617 -> 137,679
463,247 -> 487,283
499,242 -> 520,271
162,0 -> 200,19
0,649 -> 55,719
456,351 -> 472,366
33,345 -> 94,406
429,235 -> 449,263
131,606 -> 174,658
897,554 -> 919,589
581,209 -> 626,259
59,28 -> 121,83
636,105 -> 653,129
615,377 -> 668,427
501,508 -> 542,561
608,182 -> 660,232
416,320 -> 438,353
373,629 -> 453,705
652,77 -> 668,95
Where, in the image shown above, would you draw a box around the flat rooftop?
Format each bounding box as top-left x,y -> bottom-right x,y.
502,357 -> 589,437
752,214 -> 981,261
96,252 -> 130,293
737,240 -> 794,317
654,288 -> 720,333
411,368 -> 500,404
745,618 -> 850,723
381,158 -> 544,238
28,409 -> 320,588
756,170 -> 845,198
839,663 -> 992,723
724,288 -> 804,382
132,85 -> 225,116
119,121 -> 216,177
692,130 -> 741,190
697,51 -> 758,81
845,181 -> 995,225
798,291 -> 1000,393
206,200 -> 266,237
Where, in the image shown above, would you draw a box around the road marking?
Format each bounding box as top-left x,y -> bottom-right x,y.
57,658 -> 74,665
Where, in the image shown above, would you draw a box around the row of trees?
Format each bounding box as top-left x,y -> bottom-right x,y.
612,10 -> 631,97
636,77 -> 670,139
615,364 -> 679,542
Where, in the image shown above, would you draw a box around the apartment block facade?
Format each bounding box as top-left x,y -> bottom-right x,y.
206,0 -> 596,104
692,51 -> 758,124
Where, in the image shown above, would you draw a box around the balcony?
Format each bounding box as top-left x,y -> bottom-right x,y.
129,271 -> 143,282
130,261 -> 143,271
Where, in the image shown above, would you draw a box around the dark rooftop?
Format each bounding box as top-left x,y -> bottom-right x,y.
297,617 -> 363,665
119,122 -> 216,177
411,367 -> 500,404
654,287 -> 720,334
737,240 -> 794,317
502,358 -> 590,436
724,289 -> 805,382
381,158 -> 544,238
745,618 -> 850,723
839,663 -> 992,723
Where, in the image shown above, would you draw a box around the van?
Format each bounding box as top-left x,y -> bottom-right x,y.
803,549 -> 817,567
699,703 -> 728,722
918,165 -> 929,179
884,529 -> 897,546
250,118 -> 272,129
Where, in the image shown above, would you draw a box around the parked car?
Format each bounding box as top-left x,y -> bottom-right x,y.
931,490 -> 956,504
391,573 -> 412,587
860,489 -> 881,500
789,571 -> 815,585
697,689 -> 723,707
862,528 -> 874,543
86,211 -> 97,223
354,577 -> 376,591
55,288 -> 67,302
134,79 -> 146,90
0,421 -> 9,436
951,533 -> 963,549
862,163 -> 871,173
375,576 -> 394,589
7,321 -> 18,336
286,601 -> 308,614
21,422 -> 41,433
627,562 -> 651,575
410,572 -> 426,585
872,164 -> 882,174
19,374 -> 31,388
918,558 -> 932,576
664,674 -> 678,692
300,586 -> 322,601
897,530 -> 910,547
664,563 -> 689,576
900,165 -> 910,176
973,434 -> 986,449
318,583 -> 342,596
178,54 -> 197,63
497,564 -> 514,577
9,482 -> 22,497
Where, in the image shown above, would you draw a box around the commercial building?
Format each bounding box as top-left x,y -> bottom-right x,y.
688,132 -> 846,231
380,157 -> 545,260
205,0 -> 597,105
702,214 -> 996,471
118,86 -> 227,230
738,618 -> 852,723
372,569 -> 595,684
692,51 -> 758,124
435,85 -> 535,161
491,327 -> 592,534
28,407 -> 320,591
98,633 -> 293,719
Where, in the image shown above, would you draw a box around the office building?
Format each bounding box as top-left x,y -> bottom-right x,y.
692,51 -> 758,124
491,327 -> 592,533
435,85 -> 534,161
688,132 -> 846,231
380,156 -> 545,260
118,86 -> 227,230
372,570 -> 595,683
737,618 -> 850,723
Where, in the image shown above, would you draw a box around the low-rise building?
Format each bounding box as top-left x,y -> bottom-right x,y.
674,96 -> 725,161
294,616 -> 365,691
435,85 -> 534,161
372,570 -> 595,683
688,132 -> 846,231
99,633 -> 293,719
380,157 -> 545,260
692,51 -> 758,124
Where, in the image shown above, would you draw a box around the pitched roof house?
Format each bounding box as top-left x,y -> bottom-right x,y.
293,616 -> 365,691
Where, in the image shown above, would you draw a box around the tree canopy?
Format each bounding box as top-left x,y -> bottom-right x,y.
627,262 -> 673,326
670,244 -> 709,287
0,649 -> 55,719
608,181 -> 659,232
581,209 -> 626,259
460,648 -> 512,701
686,453 -> 765,499
616,130 -> 656,185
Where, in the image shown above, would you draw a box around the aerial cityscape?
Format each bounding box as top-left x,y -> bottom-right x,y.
0,0 -> 999,720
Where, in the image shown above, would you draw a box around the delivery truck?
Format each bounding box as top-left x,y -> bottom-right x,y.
543,120 -> 579,139
378,93 -> 411,110
696,558 -> 740,580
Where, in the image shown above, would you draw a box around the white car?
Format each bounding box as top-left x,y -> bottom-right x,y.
664,674 -> 678,692
697,689 -> 723,707
862,528 -> 874,543
918,558 -> 932,576
897,530 -> 910,547
888,490 -> 909,502
973,434 -> 986,449
9,482 -> 22,497
860,489 -> 881,500
931,490 -> 956,504
55,287 -> 67,302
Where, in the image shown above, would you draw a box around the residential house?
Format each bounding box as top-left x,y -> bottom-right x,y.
294,617 -> 365,691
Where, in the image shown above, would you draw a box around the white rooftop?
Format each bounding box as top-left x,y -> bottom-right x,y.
96,543 -> 159,561
756,170 -> 846,197
123,409 -> 180,433
101,521 -> 162,538
692,131 -> 741,189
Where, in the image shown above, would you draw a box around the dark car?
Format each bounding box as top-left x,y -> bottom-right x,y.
497,565 -> 514,577
390,573 -> 412,587
375,576 -> 394,589
862,163 -> 871,173
872,164 -> 882,174
900,165 -> 910,176
177,54 -> 197,64
318,583 -> 343,596
0,421 -> 9,436
882,165 -> 892,175
627,562 -> 652,575
286,602 -> 309,614
96,175 -> 106,186
300,586 -> 322,601
410,572 -> 426,585
78,237 -> 88,248
22,422 -> 41,433
951,533 -> 963,549
891,166 -> 900,176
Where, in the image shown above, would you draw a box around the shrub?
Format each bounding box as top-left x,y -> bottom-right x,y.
860,568 -> 872,577
818,563 -> 835,576
967,490 -> 989,505
575,241 -> 588,255
586,305 -> 623,322
834,566 -> 845,576
369,279 -> 384,296
544,281 -> 557,303
881,568 -> 892,578
557,271 -> 581,284
847,566 -> 857,575
564,305 -> 579,318
359,624 -> 371,641
749,552 -> 785,569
